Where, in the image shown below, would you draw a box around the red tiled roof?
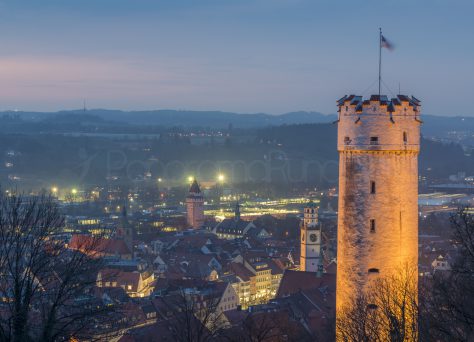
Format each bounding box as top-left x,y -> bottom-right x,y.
118,319 -> 178,342
277,270 -> 336,298
69,234 -> 131,257
98,268 -> 142,293
267,259 -> 284,275
230,262 -> 253,281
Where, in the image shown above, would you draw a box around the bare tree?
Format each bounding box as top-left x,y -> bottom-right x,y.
336,294 -> 381,342
0,192 -> 114,342
221,309 -> 313,342
421,208 -> 474,341
235,312 -> 280,342
337,209 -> 474,342
159,287 -> 227,342
337,265 -> 419,342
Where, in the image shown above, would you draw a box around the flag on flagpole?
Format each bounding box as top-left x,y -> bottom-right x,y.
381,35 -> 394,51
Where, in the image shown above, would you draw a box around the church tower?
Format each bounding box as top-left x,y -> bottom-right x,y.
300,201 -> 322,273
336,95 -> 421,314
186,179 -> 205,229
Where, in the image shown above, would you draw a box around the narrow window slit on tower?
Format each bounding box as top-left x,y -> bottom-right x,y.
370,136 -> 379,145
403,131 -> 408,144
367,304 -> 378,310
370,181 -> 376,194
368,268 -> 379,274
370,219 -> 376,232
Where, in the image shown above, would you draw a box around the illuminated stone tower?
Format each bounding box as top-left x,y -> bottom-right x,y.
300,201 -> 322,273
117,204 -> 134,255
186,179 -> 205,229
336,95 -> 421,312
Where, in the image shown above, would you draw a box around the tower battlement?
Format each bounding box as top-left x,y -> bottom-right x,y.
337,94 -> 421,152
337,94 -> 421,116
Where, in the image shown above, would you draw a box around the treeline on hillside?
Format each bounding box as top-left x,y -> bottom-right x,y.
0,124 -> 472,190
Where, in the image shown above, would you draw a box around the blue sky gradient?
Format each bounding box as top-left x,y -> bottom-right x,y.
0,0 -> 472,115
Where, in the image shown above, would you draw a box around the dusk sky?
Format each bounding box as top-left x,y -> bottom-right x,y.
0,0 -> 472,115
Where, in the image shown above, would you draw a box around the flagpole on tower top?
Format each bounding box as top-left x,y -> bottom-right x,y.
378,27 -> 382,96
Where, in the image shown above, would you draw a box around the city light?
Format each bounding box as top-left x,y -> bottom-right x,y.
51,186 -> 58,194
71,188 -> 77,195
187,176 -> 194,183
157,178 -> 162,183
217,173 -> 225,182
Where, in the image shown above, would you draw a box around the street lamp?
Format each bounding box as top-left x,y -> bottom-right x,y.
216,173 -> 225,204
217,173 -> 225,183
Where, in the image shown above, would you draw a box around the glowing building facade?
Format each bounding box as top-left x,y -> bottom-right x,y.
336,94 -> 421,312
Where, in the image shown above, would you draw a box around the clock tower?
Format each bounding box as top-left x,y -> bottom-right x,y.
300,201 -> 322,273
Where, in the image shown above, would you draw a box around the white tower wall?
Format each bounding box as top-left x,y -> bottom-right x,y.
336,95 -> 421,311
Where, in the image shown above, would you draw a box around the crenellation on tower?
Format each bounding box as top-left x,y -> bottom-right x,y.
338,94 -> 420,117
337,94 -> 421,153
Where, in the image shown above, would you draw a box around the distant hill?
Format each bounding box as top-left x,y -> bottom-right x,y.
2,110 -> 474,145
0,121 -> 472,190
4,109 -> 336,128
